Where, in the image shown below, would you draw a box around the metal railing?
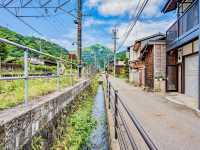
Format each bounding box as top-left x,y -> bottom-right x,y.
0,38 -> 80,106
166,0 -> 199,44
106,80 -> 158,150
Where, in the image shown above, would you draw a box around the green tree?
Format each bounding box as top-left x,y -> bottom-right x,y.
116,51 -> 126,61
0,42 -> 8,61
0,26 -> 68,60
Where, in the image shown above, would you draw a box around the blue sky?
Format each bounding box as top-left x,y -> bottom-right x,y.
0,0 -> 176,51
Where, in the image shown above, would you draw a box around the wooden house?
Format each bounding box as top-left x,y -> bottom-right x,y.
128,33 -> 166,91
140,35 -> 166,91
162,0 -> 199,99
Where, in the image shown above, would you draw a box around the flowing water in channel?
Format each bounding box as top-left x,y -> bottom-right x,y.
84,84 -> 109,150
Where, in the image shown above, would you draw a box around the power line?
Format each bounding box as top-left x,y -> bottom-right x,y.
122,0 -> 143,38
119,0 -> 149,49
0,4 -> 44,36
1,5 -> 71,61
115,0 -> 143,28
0,0 -> 73,18
34,6 -> 71,35
117,0 -> 150,51
0,2 -> 73,48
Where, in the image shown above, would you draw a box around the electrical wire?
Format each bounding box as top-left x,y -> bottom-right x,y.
0,4 -> 44,37
121,0 -> 144,38
0,5 -> 74,64
117,0 -> 150,51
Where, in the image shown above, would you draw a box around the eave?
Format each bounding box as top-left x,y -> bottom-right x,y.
162,0 -> 178,13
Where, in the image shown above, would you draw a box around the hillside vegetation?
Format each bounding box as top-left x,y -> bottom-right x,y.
82,44 -> 114,69
0,26 -> 68,61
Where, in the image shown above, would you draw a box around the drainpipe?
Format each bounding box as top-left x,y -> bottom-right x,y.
198,0 -> 200,110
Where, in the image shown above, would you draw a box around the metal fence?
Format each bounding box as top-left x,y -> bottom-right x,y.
0,38 -> 81,106
106,80 -> 158,150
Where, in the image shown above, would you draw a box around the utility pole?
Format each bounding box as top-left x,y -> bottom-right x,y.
107,54 -> 110,73
112,27 -> 118,77
198,0 -> 200,110
77,0 -> 82,78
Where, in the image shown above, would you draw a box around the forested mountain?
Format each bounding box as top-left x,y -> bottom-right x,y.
82,44 -> 128,69
0,26 -> 127,68
0,26 -> 68,61
82,44 -> 114,69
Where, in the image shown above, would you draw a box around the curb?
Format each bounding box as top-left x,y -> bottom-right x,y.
165,96 -> 184,106
165,96 -> 200,118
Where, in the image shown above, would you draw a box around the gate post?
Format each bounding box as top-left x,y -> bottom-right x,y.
106,78 -> 109,97
108,82 -> 111,109
57,61 -> 60,91
24,49 -> 28,106
70,62 -> 73,86
114,90 -> 118,139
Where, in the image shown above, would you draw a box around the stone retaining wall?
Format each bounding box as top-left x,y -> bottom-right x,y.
0,80 -> 90,150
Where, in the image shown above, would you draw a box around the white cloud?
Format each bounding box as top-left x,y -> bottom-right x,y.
50,30 -> 77,50
88,0 -> 101,7
143,0 -> 163,16
84,18 -> 106,27
98,0 -> 135,16
87,0 -> 164,17
49,19 -> 174,52
83,17 -> 117,28
49,0 -> 175,52
49,27 -> 112,51
116,19 -> 174,48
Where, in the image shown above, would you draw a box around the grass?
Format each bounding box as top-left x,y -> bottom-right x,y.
52,77 -> 98,150
0,75 -> 78,110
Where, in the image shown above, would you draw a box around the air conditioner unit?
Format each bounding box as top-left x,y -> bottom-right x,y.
178,49 -> 183,63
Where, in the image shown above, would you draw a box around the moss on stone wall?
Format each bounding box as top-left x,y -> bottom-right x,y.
31,135 -> 44,150
52,77 -> 98,150
29,77 -> 98,150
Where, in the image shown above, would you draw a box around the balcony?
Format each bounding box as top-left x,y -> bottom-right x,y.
166,0 -> 199,50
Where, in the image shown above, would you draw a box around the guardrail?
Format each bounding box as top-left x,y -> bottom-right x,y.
0,38 -> 88,106
106,79 -> 158,150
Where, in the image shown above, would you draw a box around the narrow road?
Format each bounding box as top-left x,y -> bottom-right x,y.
108,77 -> 200,150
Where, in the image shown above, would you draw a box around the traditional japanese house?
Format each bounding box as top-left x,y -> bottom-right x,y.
128,42 -> 145,86
128,33 -> 166,90
162,0 -> 199,99
140,34 -> 166,92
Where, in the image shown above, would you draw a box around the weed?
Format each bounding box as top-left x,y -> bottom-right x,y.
0,76 -> 78,110
52,77 -> 98,150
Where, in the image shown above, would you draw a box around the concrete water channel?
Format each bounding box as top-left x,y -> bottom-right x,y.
0,78 -> 110,149
84,83 -> 109,150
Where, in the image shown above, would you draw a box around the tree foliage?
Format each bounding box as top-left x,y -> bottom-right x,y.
116,51 -> 127,61
82,44 -> 114,69
0,26 -> 68,61
0,42 -> 8,61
